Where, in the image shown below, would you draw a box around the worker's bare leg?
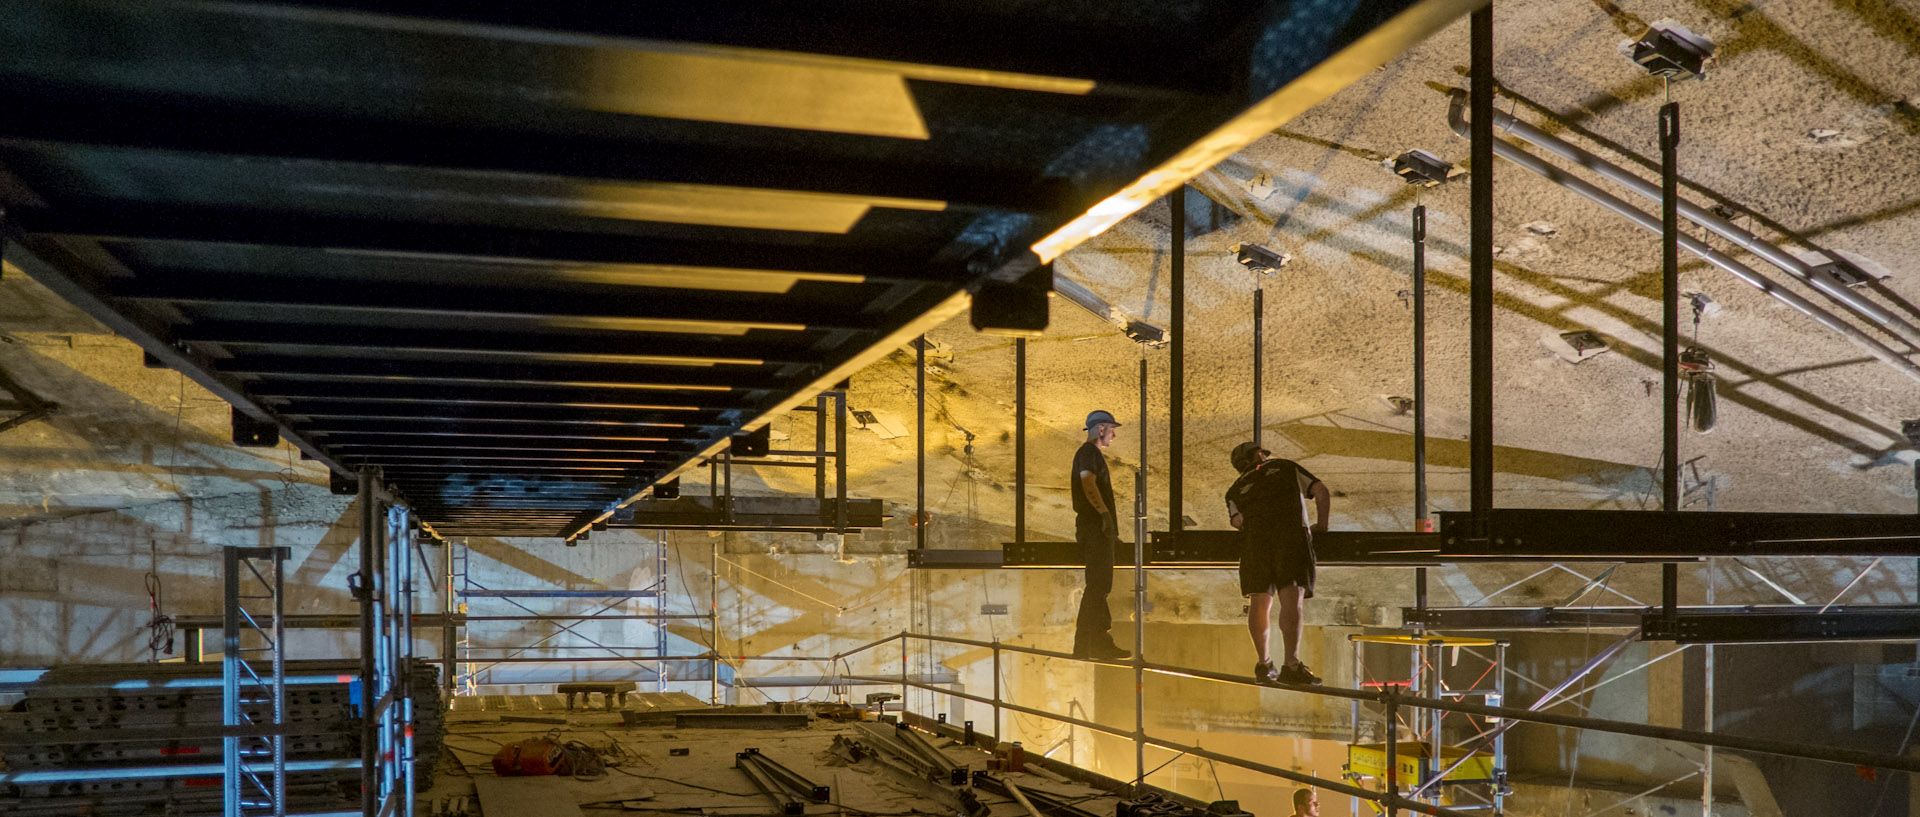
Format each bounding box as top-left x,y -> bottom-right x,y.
1247,593 -> 1274,665
1277,584 -> 1306,667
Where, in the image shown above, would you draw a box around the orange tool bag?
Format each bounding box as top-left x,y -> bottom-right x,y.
491,737 -> 572,776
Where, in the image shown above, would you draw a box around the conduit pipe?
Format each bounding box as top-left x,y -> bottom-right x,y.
1446,91 -> 1920,385
1479,98 -> 1920,350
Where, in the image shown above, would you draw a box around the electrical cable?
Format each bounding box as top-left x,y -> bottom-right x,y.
142,541 -> 175,661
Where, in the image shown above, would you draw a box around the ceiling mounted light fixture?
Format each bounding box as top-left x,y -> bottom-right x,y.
1626,23 -> 1717,81
1233,243 -> 1290,275
1390,149 -> 1455,187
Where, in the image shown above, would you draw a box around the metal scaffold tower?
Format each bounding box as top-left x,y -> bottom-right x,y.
1347,634 -> 1508,813
222,545 -> 291,817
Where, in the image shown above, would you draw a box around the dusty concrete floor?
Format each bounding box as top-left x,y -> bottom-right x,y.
431,702 -> 1129,817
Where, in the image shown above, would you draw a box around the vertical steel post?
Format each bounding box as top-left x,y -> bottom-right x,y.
1385,690 -> 1400,817
1413,203 -> 1431,620
1702,563 -> 1715,816
991,642 -> 1003,745
441,537 -> 455,698
1015,339 -> 1027,545
221,547 -> 240,817
836,392 -> 849,533
1494,641 -> 1508,813
1133,356 -> 1148,787
709,539 -> 719,704
1170,185 -> 1184,543
917,338 -> 927,550
356,470 -> 377,817
816,393 -> 828,525
901,633 -> 910,714
1661,101 -> 1682,619
1426,641 -> 1443,805
1253,287 -> 1263,447
1413,204 -> 1430,532
1468,4 -> 1495,531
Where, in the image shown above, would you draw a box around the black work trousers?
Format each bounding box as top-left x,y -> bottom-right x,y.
1072,514 -> 1115,651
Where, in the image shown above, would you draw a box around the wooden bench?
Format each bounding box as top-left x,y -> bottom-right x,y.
554,682 -> 636,710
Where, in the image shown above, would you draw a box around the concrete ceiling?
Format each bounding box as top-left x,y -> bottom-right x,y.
4,0 -> 1919,541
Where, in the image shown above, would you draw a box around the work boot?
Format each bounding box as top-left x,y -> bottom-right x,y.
1277,661 -> 1322,685
1087,642 -> 1131,661
1253,660 -> 1279,685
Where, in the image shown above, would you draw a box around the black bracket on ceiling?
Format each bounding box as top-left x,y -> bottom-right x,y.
970,262 -> 1052,338
329,470 -> 359,496
230,406 -> 280,447
731,425 -> 770,457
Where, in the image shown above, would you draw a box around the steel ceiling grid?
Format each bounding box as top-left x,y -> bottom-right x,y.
0,0 -> 1481,535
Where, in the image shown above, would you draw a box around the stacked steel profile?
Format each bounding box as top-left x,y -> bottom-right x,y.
0,660 -> 443,817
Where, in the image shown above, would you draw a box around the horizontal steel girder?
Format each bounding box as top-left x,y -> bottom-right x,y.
110,275 -> 880,334
1438,509 -> 1920,558
1402,604 -> 1920,644
607,496 -> 886,529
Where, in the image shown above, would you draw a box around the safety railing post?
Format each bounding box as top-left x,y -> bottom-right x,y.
991,642 -> 1003,745
1385,689 -> 1400,817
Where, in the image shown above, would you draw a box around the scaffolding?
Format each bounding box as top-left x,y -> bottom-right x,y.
221,545 -> 291,817
1347,635 -> 1507,814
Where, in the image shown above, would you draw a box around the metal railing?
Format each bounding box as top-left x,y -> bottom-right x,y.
821,630 -> 1920,816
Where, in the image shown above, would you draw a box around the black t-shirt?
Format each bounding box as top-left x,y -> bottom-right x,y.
1071,441 -> 1114,519
1223,458 -> 1321,533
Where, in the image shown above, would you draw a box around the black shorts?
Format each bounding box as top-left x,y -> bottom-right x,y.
1240,528 -> 1315,598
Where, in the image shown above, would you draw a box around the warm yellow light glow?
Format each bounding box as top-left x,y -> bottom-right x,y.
585,50 -> 932,139
562,180 -> 945,234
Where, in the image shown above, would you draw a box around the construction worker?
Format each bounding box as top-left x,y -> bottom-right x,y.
1070,409 -> 1129,660
1226,442 -> 1329,685
1289,788 -> 1319,817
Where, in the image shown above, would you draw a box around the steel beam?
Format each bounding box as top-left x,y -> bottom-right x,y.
0,90 -> 1060,212
1467,4 -> 1494,529
303,422 -> 708,440
1438,509 -> 1920,558
18,205 -> 953,284
178,323 -> 825,367
222,356 -> 776,391
254,382 -> 752,410
109,276 -> 879,333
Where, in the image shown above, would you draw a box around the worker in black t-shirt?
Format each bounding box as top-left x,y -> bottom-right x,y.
1225,442 -> 1329,685
1069,409 -> 1129,660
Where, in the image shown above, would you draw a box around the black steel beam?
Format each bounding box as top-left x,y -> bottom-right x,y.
108,276 -> 882,333
1170,185 -> 1184,543
298,420 -> 709,439
1468,4 -> 1493,528
1405,604 -> 1920,644
607,496 -> 886,529
180,323 -> 827,367
1640,606 -> 1920,643
327,438 -> 693,454
132,0 -> 1237,96
1439,509 -> 1920,558
224,357 -> 776,391
338,452 -> 677,464
999,531 -> 1445,568
1400,606 -> 1646,631
274,401 -> 730,427
17,206 -> 955,285
253,382 -> 754,410
0,87 -> 1064,212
